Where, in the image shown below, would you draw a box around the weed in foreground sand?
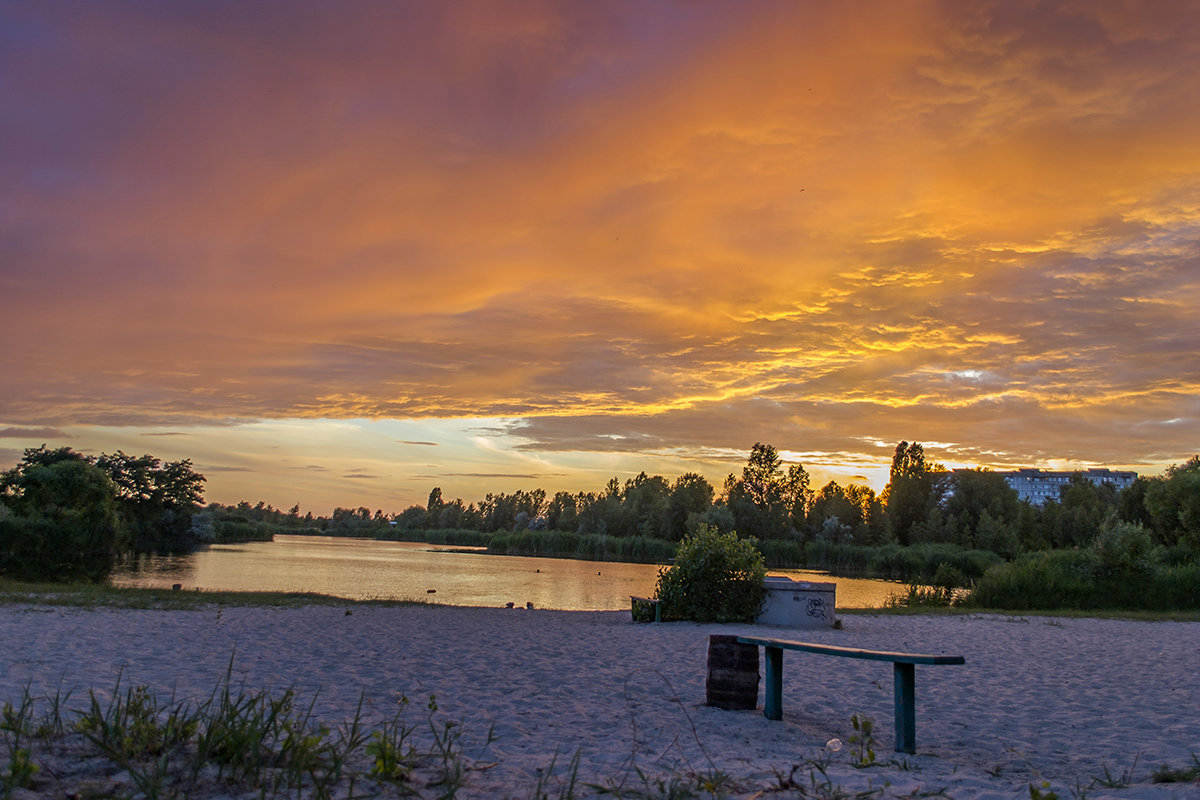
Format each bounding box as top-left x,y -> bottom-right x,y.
848,714 -> 878,769
1091,752 -> 1140,789
770,760 -> 884,799
0,657 -> 507,799
1,687 -> 40,796
1151,752 -> 1200,783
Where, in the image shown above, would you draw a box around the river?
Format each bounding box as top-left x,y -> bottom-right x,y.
109,534 -> 906,610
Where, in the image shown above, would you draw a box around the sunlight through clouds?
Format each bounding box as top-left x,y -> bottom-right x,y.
2,0 -> 1199,509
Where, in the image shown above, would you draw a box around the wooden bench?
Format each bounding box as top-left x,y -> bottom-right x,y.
736,636 -> 964,754
630,595 -> 662,623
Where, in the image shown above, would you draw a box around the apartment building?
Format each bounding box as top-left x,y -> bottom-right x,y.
996,468 -> 1138,505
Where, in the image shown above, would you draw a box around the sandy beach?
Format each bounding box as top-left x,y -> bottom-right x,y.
1,603 -> 1197,798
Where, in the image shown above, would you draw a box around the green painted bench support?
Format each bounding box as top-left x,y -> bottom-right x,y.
737,636 -> 964,754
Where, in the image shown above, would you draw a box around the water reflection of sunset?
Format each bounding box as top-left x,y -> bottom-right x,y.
2,2 -> 1198,511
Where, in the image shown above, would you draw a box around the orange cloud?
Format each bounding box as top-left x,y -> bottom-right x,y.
2,1 -> 1199,507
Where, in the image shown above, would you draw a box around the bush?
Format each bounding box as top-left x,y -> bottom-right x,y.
966,550 -> 1097,610
0,458 -> 125,582
966,523 -> 1200,611
211,519 -> 275,544
653,525 -> 766,622
771,540 -> 1000,586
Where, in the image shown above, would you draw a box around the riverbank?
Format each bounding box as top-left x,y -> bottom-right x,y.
373,528 -> 1005,586
2,603 -> 1197,798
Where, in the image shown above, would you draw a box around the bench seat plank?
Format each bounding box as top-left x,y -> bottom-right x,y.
736,636 -> 964,665
735,636 -> 964,754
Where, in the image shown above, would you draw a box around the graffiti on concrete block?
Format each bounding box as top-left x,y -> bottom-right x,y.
806,597 -> 829,619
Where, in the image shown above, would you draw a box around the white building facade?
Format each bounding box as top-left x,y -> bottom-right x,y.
996,468 -> 1138,505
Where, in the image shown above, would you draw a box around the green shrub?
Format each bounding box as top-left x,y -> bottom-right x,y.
967,549 -> 1098,610
211,519 -> 275,544
654,526 -> 766,622
0,458 -> 125,582
769,540 -> 1000,585
966,527 -> 1200,611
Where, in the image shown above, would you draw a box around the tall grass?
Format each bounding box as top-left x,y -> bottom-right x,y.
4,663 -> 487,799
756,539 -> 1001,585
378,528 -> 493,547
968,550 -> 1200,611
488,530 -> 677,563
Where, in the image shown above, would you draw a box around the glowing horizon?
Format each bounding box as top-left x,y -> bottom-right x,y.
2,1 -> 1198,513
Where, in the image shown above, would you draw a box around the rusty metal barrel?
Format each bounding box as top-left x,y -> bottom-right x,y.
705,634 -> 760,710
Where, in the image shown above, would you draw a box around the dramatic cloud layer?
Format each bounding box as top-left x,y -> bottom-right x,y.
2,1 -> 1198,509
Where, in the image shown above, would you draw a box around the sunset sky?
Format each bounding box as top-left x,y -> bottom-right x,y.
2,1 -> 1198,514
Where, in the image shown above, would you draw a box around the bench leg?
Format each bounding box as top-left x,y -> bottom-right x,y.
763,646 -> 783,720
893,662 -> 916,754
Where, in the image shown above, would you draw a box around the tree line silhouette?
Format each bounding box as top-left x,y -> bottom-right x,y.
295,441 -> 1198,556
3,441 -> 1198,591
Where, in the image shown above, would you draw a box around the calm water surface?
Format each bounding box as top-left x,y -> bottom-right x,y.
109,534 -> 905,610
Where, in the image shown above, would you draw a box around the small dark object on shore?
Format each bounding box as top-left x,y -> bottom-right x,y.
427,589 -> 436,593
505,601 -> 515,608
526,601 -> 534,609
172,584 -> 182,591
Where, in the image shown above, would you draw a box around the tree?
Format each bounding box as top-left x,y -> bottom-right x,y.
94,451 -> 206,553
545,491 -> 578,532
0,448 -> 125,581
621,472 -> 671,538
807,481 -> 856,536
1116,476 -> 1154,530
779,465 -> 811,530
426,487 -> 445,528
1144,457 -> 1200,549
883,441 -> 946,546
437,498 -> 469,529
846,483 -> 889,545
1047,474 -> 1120,549
943,469 -> 1019,552
724,443 -> 811,539
665,472 -> 715,540
807,480 -> 886,543
95,450 -> 205,510
393,505 -> 428,531
741,443 -> 784,507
